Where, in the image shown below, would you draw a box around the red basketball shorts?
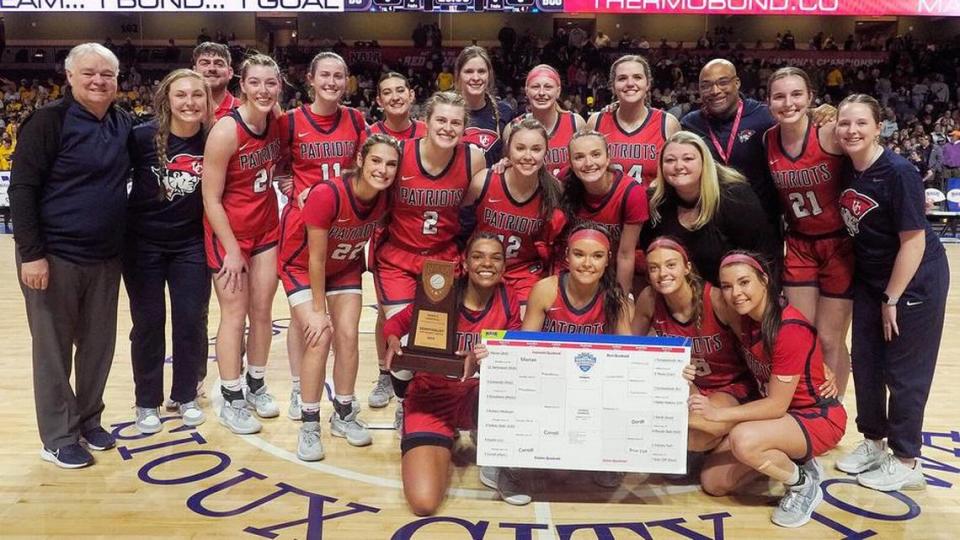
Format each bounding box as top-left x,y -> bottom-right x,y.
783,233 -> 854,299
373,241 -> 460,312
204,225 -> 279,272
400,373 -> 480,455
789,403 -> 847,461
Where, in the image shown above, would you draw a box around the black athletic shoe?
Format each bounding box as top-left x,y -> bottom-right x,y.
81,427 -> 116,451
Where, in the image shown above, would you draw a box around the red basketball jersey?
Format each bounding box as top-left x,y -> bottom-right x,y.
370,119 -> 427,141
301,176 -> 387,277
457,283 -> 522,351
765,123 -> 846,236
387,140 -> 472,253
542,273 -> 606,334
474,170 -> 544,272
285,105 -> 368,197
213,109 -> 281,239
594,107 -> 667,185
737,305 -> 828,410
568,170 -> 645,254
651,283 -> 748,392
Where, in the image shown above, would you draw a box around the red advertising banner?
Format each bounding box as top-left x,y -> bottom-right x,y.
564,0 -> 960,16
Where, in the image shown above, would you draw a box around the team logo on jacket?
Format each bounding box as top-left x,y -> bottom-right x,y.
463,127 -> 500,151
574,352 -> 597,373
153,153 -> 203,201
838,188 -> 879,236
737,129 -> 755,143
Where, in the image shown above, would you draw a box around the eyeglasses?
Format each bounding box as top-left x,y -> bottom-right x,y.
699,77 -> 737,92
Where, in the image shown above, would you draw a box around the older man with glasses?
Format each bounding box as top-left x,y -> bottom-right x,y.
10,42 -> 134,469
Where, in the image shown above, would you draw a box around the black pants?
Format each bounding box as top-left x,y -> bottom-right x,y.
19,254 -> 121,450
851,254 -> 949,458
122,240 -> 210,407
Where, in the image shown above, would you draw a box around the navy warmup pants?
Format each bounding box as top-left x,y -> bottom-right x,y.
851,253 -> 949,458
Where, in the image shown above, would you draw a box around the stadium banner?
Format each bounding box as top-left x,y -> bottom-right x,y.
5,0 -> 958,13
601,48 -> 890,67
564,0 -> 960,16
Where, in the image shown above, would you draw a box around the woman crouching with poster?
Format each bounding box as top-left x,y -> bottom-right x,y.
383,233 -> 521,516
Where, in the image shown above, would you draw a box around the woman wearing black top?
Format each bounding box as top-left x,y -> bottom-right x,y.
834,94 -> 949,492
124,69 -> 214,434
645,130 -> 780,284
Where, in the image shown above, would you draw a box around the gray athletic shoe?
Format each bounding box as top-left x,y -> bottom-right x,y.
164,398 -> 180,412
287,388 -> 302,421
498,468 -> 533,506
179,401 -> 206,427
857,453 -> 927,492
772,465 -> 824,528
479,466 -> 500,490
330,402 -> 372,447
219,399 -> 262,434
836,438 -> 887,474
368,373 -> 394,408
245,384 -> 280,418
394,401 -> 404,438
297,421 -> 325,461
134,407 -> 162,435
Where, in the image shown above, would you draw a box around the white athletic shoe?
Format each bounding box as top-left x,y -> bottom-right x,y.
857,453 -> 926,492
330,402 -> 372,447
297,421 -> 325,462
179,401 -> 206,427
219,399 -> 262,434
245,384 -> 280,419
134,407 -> 162,435
836,438 -> 887,474
368,372 -> 395,408
287,388 -> 302,421
772,465 -> 823,528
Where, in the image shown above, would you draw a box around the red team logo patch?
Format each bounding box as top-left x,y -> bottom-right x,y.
463,127 -> 500,151
152,153 -> 203,202
838,188 -> 879,235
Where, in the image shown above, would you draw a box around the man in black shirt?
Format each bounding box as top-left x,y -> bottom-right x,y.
10,43 -> 133,469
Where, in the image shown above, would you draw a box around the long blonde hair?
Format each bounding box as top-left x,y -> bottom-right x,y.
152,69 -> 214,182
648,131 -> 746,230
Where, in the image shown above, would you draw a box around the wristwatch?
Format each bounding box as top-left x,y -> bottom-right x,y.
880,293 -> 899,305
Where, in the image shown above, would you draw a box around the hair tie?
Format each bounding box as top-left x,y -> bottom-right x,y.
646,237 -> 689,262
719,253 -> 767,278
568,229 -> 610,250
526,65 -> 561,87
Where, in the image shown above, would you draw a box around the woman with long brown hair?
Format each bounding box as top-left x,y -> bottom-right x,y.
125,68 -> 215,433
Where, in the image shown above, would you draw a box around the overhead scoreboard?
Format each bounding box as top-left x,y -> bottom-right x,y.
4,0 -> 959,16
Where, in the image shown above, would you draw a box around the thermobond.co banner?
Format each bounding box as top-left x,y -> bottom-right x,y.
4,0 -> 959,15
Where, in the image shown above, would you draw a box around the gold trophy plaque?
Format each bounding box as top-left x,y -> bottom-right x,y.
394,259 -> 464,377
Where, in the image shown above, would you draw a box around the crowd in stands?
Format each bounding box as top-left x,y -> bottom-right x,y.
3,25 -> 960,189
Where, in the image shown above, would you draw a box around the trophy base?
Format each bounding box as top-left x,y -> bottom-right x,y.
394,349 -> 464,378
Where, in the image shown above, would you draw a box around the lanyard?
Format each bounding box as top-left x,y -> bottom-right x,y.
706,100 -> 743,165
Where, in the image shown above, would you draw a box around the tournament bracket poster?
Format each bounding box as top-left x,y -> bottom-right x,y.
478,331 -> 691,475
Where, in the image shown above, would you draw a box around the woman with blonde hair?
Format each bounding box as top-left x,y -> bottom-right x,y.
645,131 -> 779,284
125,69 -> 215,434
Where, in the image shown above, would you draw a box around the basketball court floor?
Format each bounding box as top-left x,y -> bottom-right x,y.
1,234 -> 959,539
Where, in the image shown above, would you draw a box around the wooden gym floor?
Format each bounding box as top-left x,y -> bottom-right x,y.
1,233 -> 960,539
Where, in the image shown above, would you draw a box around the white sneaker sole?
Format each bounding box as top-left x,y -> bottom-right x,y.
218,416 -> 261,435
368,395 -> 393,409
836,457 -> 882,474
772,485 -> 824,528
135,422 -> 163,435
330,427 -> 373,447
857,474 -> 927,492
181,414 -> 206,428
40,448 -> 92,469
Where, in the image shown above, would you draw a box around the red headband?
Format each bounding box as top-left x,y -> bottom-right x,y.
646,237 -> 689,262
719,253 -> 767,278
526,65 -> 561,87
568,229 -> 610,250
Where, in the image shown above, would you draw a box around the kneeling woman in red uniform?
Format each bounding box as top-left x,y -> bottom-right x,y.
632,237 -> 755,452
202,54 -> 284,434
383,233 -> 521,516
291,134 -> 401,461
693,251 -> 846,529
